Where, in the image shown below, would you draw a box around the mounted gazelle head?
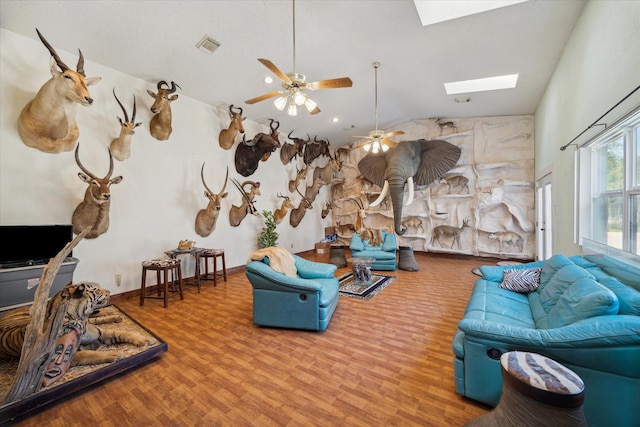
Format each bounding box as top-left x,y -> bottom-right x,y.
71,144 -> 122,239
110,88 -> 141,161
17,29 -> 102,153
195,164 -> 229,237
147,80 -> 180,140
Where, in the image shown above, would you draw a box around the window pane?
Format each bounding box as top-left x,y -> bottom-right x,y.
636,126 -> 640,187
606,137 -> 624,191
632,194 -> 640,255
592,194 -> 623,249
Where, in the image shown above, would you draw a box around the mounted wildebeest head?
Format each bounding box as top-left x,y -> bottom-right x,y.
303,135 -> 331,165
234,119 -> 280,177
280,131 -> 310,165
18,28 -> 102,153
147,80 -> 180,141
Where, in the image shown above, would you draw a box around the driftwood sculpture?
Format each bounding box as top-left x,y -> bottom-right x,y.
110,89 -> 141,161
273,193 -> 294,224
430,217 -> 471,249
235,120 -> 281,177
280,131 -> 309,165
18,29 -> 102,153
147,80 -> 180,141
2,226 -> 90,404
194,164 -> 229,237
218,105 -> 245,150
229,179 -> 260,227
71,145 -> 123,239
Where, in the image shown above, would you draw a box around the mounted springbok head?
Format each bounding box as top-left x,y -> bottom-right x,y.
280,131 -> 310,165
18,29 -> 102,153
71,144 -> 123,239
109,89 -> 141,161
303,135 -> 331,165
147,80 -> 180,141
273,193 -> 294,225
218,104 -> 245,150
321,201 -> 332,219
290,186 -> 314,228
288,164 -> 311,193
234,119 -> 280,177
194,164 -> 229,237
229,179 -> 261,227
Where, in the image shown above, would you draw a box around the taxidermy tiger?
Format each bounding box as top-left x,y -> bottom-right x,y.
0,282 -> 155,386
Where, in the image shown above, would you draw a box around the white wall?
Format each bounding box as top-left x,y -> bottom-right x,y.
534,0 -> 640,255
0,29 -> 332,297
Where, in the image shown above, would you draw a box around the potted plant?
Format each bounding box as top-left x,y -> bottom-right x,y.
257,210 -> 279,248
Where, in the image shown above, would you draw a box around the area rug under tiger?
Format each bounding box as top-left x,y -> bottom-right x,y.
0,282 -> 156,388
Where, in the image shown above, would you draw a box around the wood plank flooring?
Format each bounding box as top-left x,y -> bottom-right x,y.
10,250 -> 498,426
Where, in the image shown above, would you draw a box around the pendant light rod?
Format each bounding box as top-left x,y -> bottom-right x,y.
373,62 -> 380,133
292,0 -> 296,75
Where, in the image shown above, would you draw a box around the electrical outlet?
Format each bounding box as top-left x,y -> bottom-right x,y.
115,273 -> 121,286
290,243 -> 294,249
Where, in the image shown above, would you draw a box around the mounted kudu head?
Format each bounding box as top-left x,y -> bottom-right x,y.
18,28 -> 102,153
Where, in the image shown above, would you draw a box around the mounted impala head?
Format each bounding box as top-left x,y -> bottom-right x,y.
273,193 -> 294,225
147,80 -> 180,141
18,28 -> 102,153
110,89 -> 141,161
219,104 -> 246,150
71,144 -> 123,239
195,164 -> 229,237
288,164 -> 311,193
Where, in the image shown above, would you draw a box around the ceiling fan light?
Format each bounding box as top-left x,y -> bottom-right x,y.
303,96 -> 318,112
382,143 -> 390,152
287,101 -> 298,116
293,91 -> 306,105
274,95 -> 288,111
363,143 -> 371,152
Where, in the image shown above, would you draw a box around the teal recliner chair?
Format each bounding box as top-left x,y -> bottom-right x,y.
245,254 -> 339,331
349,231 -> 397,271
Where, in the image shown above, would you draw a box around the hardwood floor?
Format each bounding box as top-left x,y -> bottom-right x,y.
10,250 -> 498,426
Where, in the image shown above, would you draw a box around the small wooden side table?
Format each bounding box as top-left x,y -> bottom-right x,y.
164,247 -> 203,293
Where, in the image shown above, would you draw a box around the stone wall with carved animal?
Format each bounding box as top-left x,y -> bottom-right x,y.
330,115 -> 534,260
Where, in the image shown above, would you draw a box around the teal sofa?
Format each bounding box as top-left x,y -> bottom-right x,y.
349,231 -> 397,271
453,253 -> 640,426
245,254 -> 339,331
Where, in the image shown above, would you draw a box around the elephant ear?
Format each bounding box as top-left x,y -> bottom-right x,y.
357,152 -> 387,188
414,140 -> 462,186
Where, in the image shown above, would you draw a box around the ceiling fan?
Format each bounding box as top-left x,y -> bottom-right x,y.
352,62 -> 405,153
244,0 -> 352,116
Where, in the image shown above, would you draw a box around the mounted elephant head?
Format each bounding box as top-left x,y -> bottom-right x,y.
357,139 -> 461,235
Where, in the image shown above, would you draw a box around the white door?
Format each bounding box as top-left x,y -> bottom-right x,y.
536,174 -> 553,260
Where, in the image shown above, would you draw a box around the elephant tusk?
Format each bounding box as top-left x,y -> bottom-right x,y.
404,177 -> 414,206
370,180 -> 389,207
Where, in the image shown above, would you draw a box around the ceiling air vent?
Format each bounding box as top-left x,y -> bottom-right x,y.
196,35 -> 221,54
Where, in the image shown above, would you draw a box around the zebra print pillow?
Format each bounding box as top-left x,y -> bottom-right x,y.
500,267 -> 542,293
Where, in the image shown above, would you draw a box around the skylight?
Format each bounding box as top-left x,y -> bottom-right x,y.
444,74 -> 519,95
413,0 -> 529,26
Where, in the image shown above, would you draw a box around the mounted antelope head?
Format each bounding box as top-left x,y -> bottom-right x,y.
218,104 -> 245,150
303,135 -> 331,165
273,193 -> 294,225
147,80 -> 180,141
229,179 -> 261,227
304,176 -> 328,204
110,89 -> 141,161
288,164 -> 311,193
290,186 -> 314,228
18,29 -> 102,153
350,197 -> 367,232
234,120 -> 280,177
280,131 -> 310,165
312,152 -> 341,187
195,164 -> 229,237
71,144 -> 122,239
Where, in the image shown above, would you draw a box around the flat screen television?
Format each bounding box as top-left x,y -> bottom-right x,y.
0,225 -> 74,268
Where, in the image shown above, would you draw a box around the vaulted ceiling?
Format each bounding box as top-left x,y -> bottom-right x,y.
0,0 -> 586,147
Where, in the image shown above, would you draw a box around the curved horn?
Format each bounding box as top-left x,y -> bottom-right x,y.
370,180 -> 389,207
168,81 -> 180,94
113,89 -> 129,122
352,197 -> 364,210
269,119 -> 280,130
200,162 -> 213,195
305,133 -> 311,142
74,144 -> 96,179
157,80 -> 168,90
106,148 -> 114,179
35,28 -> 70,72
277,193 -> 289,200
242,180 -> 259,189
76,49 -> 85,76
131,94 -> 137,122
288,130 -> 295,139
220,166 -> 229,194
230,104 -> 243,115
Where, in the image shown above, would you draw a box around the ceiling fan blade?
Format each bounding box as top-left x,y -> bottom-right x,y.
351,140 -> 371,150
382,130 -> 405,138
307,77 -> 353,90
245,91 -> 282,104
382,139 -> 399,148
257,58 -> 291,84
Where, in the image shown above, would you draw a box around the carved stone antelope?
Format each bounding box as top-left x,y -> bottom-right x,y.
273,193 -> 294,225
288,165 -> 311,193
430,217 -> 471,249
147,80 -> 180,141
488,231 -> 523,252
401,217 -> 424,234
280,131 -> 309,165
71,145 -> 123,239
18,29 -> 102,153
218,104 -> 245,150
335,220 -> 357,236
229,179 -> 261,227
436,118 -> 457,135
440,175 -> 469,194
194,164 -> 229,237
290,186 -> 313,228
321,201 -> 332,219
110,89 -> 141,161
